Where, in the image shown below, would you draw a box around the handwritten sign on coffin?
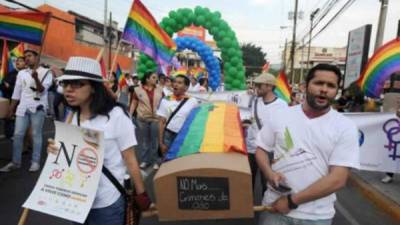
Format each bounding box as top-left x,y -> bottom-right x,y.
154,152 -> 253,221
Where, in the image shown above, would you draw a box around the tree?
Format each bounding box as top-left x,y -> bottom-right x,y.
241,43 -> 267,78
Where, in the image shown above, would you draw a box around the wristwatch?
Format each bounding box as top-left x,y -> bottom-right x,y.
287,194 -> 298,209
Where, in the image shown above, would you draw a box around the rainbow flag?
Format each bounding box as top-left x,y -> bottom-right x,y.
357,38 -> 400,98
166,103 -> 247,161
172,67 -> 188,76
274,70 -> 291,103
122,0 -> 176,66
116,64 -> 126,88
99,57 -> 107,79
8,43 -> 24,72
0,12 -> 50,45
0,39 -> 9,83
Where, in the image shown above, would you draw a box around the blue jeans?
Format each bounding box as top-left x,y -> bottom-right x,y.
259,212 -> 332,225
163,129 -> 177,148
136,118 -> 159,164
73,195 -> 125,225
12,109 -> 46,165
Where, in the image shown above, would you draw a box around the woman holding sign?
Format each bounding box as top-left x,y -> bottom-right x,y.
47,57 -> 151,225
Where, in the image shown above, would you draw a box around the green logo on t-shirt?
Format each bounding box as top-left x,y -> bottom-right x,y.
283,127 -> 294,152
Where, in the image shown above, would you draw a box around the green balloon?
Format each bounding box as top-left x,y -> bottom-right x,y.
213,11 -> 221,19
232,79 -> 241,87
194,6 -> 204,16
209,26 -> 219,35
187,12 -> 195,24
169,11 -> 177,19
231,57 -> 241,66
196,15 -> 205,25
217,30 -> 226,40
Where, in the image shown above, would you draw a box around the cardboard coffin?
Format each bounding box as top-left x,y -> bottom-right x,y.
0,97 -> 9,118
153,152 -> 253,221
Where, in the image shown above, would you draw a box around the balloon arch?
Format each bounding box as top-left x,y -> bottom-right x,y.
174,37 -> 220,91
136,6 -> 246,90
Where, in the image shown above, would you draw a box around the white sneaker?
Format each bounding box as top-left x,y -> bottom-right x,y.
29,162 -> 40,172
139,162 -> 148,169
381,175 -> 394,183
0,162 -> 20,172
153,163 -> 160,170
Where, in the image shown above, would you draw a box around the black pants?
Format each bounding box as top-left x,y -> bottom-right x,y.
248,153 -> 267,195
53,92 -> 65,121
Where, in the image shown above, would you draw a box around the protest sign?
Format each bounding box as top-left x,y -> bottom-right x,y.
23,121 -> 104,223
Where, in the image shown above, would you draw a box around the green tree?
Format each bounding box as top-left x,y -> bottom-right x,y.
241,43 -> 267,78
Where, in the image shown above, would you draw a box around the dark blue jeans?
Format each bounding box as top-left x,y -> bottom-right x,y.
74,195 -> 125,225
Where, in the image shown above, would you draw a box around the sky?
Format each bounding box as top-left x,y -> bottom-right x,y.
2,0 -> 400,64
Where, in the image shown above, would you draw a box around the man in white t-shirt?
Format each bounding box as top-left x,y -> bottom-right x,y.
256,64 -> 359,225
157,75 -> 198,153
246,73 -> 288,193
0,50 -> 53,172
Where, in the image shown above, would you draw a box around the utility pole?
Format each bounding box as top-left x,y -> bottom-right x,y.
282,38 -> 288,70
108,12 -> 112,72
300,38 -> 305,82
374,0 -> 388,51
397,19 -> 400,37
307,8 -> 319,70
103,0 -> 108,72
290,0 -> 299,84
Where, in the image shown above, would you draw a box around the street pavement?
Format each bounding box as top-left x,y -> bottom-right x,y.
0,119 -> 398,225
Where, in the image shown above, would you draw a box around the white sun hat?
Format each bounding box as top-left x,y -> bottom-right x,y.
57,56 -> 104,82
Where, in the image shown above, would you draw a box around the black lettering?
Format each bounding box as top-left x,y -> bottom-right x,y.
53,141 -> 77,167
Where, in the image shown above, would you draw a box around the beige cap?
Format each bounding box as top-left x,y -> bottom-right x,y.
253,73 -> 276,85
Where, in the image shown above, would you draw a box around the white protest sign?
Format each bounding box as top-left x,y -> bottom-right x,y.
23,121 -> 104,223
345,112 -> 400,173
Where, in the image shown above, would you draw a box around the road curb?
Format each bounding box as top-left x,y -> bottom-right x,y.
349,173 -> 400,221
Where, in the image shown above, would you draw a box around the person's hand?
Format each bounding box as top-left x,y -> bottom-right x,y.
31,70 -> 38,80
7,107 -> 14,118
268,171 -> 286,188
4,81 -> 9,88
134,191 -> 151,211
272,196 -> 290,214
47,138 -> 59,155
159,143 -> 168,154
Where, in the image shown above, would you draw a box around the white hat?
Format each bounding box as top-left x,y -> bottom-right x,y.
253,73 -> 276,86
57,56 -> 104,82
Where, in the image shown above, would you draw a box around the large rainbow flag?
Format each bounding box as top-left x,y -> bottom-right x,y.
122,0 -> 176,66
274,70 -> 292,103
357,38 -> 400,98
165,102 -> 247,161
0,12 -> 50,45
0,39 -> 9,83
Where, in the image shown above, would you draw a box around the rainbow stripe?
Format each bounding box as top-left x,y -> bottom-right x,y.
172,67 -> 188,76
8,43 -> 24,72
0,12 -> 50,45
357,38 -> 400,98
0,40 -> 9,83
116,64 -> 126,88
166,103 -> 247,161
122,0 -> 176,66
274,70 -> 291,103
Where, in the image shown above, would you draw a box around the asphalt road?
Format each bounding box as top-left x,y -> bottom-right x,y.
0,124 -> 398,225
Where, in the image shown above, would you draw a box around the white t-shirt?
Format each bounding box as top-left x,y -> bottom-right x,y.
246,97 -> 288,154
188,83 -> 200,92
71,107 -> 137,208
157,97 -> 199,133
12,67 -> 53,116
256,105 -> 359,220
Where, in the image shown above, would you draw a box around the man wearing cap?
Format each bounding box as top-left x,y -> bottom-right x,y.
246,73 -> 288,194
0,50 -> 53,172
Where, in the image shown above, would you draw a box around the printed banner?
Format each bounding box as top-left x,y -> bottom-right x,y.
23,121 -> 104,223
189,91 -> 253,120
345,113 -> 400,173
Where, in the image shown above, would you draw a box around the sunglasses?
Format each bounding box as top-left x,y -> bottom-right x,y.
59,80 -> 89,89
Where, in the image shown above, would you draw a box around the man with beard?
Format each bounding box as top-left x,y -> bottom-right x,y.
255,64 -> 359,225
246,73 -> 288,193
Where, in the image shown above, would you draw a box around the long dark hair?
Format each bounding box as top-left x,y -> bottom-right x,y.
70,81 -> 128,120
141,71 -> 154,86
